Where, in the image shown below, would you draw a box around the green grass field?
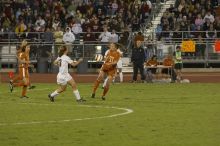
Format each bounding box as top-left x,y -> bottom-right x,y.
0,83 -> 220,146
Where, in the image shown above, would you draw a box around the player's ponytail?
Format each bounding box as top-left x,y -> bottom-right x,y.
58,46 -> 67,57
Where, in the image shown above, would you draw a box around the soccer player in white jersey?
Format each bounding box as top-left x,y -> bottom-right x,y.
48,45 -> 85,102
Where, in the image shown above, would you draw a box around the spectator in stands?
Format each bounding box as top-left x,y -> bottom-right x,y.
206,24 -> 217,39
99,25 -> 111,55
203,11 -> 215,23
15,19 -> 27,39
54,26 -> 63,56
111,0 -> 118,16
35,15 -> 45,31
71,20 -> 83,40
63,27 -> 75,53
110,29 -> 119,43
195,14 -> 204,27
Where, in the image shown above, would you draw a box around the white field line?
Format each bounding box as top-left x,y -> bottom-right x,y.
0,103 -> 133,126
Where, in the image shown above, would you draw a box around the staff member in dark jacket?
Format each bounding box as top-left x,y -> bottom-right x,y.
131,40 -> 146,82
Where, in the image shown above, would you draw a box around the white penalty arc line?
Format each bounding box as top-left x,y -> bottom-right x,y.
0,103 -> 133,126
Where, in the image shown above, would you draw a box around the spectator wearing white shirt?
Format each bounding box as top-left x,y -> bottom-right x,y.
203,11 -> 215,23
99,26 -> 112,55
63,27 -> 75,52
71,21 -> 83,40
35,15 -> 45,31
110,29 -> 119,43
99,26 -> 112,43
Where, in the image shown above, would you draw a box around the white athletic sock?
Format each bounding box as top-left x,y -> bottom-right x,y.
119,72 -> 123,82
73,90 -> 81,100
50,90 -> 59,97
112,76 -> 115,83
103,78 -> 108,87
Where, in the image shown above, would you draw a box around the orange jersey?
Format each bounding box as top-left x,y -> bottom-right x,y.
18,52 -> 29,68
163,58 -> 174,66
146,60 -> 158,66
102,50 -> 120,72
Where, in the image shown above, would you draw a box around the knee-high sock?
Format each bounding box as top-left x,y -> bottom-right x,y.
22,86 -> 27,96
50,90 -> 59,97
102,86 -> 109,97
73,90 -> 81,100
102,78 -> 108,88
93,80 -> 100,93
119,72 -> 123,82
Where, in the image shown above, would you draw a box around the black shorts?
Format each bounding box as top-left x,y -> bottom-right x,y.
174,63 -> 183,70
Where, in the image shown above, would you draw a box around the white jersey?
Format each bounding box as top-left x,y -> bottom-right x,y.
55,55 -> 74,85
56,55 -> 73,74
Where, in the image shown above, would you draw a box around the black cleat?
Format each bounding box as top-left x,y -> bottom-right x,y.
101,96 -> 106,100
9,81 -> 14,93
91,93 -> 95,98
48,94 -> 54,102
28,85 -> 36,90
77,98 -> 86,103
20,96 -> 29,98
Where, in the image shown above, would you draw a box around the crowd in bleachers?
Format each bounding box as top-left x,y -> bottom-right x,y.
156,0 -> 219,41
0,0 -> 153,45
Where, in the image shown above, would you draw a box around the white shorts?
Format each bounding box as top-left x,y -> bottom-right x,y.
117,59 -> 123,69
57,73 -> 72,85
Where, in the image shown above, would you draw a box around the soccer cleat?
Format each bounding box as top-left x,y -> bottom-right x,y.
28,85 -> 36,90
20,96 -> 29,98
48,94 -> 54,102
76,98 -> 86,103
9,81 -> 14,93
91,93 -> 95,98
101,96 -> 106,100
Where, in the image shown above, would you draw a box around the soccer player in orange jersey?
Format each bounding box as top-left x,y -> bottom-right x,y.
9,44 -> 30,98
10,40 -> 35,93
91,42 -> 120,100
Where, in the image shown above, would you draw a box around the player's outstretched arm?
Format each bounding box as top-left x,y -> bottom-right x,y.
70,58 -> 83,67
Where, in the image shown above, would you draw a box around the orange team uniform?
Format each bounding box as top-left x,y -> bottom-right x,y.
11,49 -> 23,82
146,60 -> 158,66
101,49 -> 120,77
19,51 -> 29,81
13,50 -> 30,97
163,58 -> 174,66
12,46 -> 30,83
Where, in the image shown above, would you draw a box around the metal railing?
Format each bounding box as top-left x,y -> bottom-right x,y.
1,30 -> 220,72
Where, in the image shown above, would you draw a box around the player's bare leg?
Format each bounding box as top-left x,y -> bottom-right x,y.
68,79 -> 85,102
101,75 -> 113,100
48,85 -> 67,102
92,71 -> 104,98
